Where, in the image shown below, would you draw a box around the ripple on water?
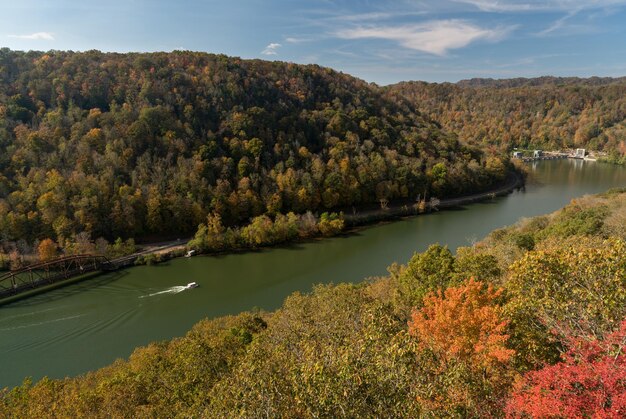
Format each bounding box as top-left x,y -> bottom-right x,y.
0,314 -> 85,332
0,307 -> 61,323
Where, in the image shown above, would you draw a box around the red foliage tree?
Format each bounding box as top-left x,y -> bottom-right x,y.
506,320 -> 626,418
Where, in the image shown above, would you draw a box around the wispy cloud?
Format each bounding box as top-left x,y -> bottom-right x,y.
331,12 -> 396,21
536,8 -> 591,36
285,37 -> 312,44
454,0 -> 626,12
326,11 -> 427,22
8,32 -> 55,41
336,20 -> 512,56
261,43 -> 282,55
453,0 -> 537,12
540,10 -> 579,35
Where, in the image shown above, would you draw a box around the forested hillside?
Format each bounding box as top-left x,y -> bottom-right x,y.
387,78 -> 626,159
3,188 -> 625,417
0,49 -> 507,247
457,76 -> 626,88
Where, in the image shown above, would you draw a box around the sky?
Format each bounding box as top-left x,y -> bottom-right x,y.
1,0 -> 626,85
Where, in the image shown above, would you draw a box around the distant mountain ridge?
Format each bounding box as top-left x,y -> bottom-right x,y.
387,76 -> 626,156
456,76 -> 626,88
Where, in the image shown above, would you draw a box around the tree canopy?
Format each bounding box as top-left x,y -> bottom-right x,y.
0,49 -> 507,246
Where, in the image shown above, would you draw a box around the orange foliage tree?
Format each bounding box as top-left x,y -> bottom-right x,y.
408,278 -> 516,416
409,278 -> 514,368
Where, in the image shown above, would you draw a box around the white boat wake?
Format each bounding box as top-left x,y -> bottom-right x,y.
140,286 -> 188,298
0,314 -> 85,331
139,283 -> 198,298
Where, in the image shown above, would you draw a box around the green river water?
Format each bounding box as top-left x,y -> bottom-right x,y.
2,159 -> 626,388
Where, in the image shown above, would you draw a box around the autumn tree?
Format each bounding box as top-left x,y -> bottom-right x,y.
317,212 -> 344,236
208,283 -> 422,418
506,320 -> 626,418
37,238 -> 58,261
408,278 -> 515,416
188,213 -> 227,252
240,215 -> 274,247
394,244 -> 455,312
452,246 -> 502,283
9,249 -> 22,270
506,237 -> 626,341
410,278 -> 513,368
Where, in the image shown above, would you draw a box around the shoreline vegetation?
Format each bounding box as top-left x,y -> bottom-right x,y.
0,168 -> 525,273
182,170 -> 525,258
2,187 -> 625,417
343,170 -> 524,226
0,168 -> 523,305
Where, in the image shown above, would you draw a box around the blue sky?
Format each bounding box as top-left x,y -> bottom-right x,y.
2,0 -> 626,84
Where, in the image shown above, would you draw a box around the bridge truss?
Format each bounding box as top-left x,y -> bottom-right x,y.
0,254 -> 114,299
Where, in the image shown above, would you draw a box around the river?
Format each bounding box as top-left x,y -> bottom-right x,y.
1,159 -> 626,388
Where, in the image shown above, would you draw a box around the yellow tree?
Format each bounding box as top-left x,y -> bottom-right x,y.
38,238 -> 58,262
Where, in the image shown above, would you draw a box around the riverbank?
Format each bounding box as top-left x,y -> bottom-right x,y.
343,172 -> 524,226
0,170 -> 525,303
130,171 -> 525,262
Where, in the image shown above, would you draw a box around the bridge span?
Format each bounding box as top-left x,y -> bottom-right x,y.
0,254 -> 116,300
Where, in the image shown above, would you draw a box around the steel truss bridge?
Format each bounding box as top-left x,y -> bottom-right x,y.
0,254 -> 115,300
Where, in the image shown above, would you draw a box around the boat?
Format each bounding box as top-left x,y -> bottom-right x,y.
186,282 -> 199,289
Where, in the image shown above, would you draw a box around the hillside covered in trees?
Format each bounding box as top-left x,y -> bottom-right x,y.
386,77 -> 626,160
0,49 -> 508,250
3,188 -> 626,417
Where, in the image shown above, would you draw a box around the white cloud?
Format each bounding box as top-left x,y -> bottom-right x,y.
454,0 -> 626,12
538,9 -> 580,35
453,0 -> 541,12
328,12 -> 402,22
317,10 -> 430,22
262,43 -> 282,55
8,32 -> 55,41
286,36 -> 316,44
336,20 -> 511,56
